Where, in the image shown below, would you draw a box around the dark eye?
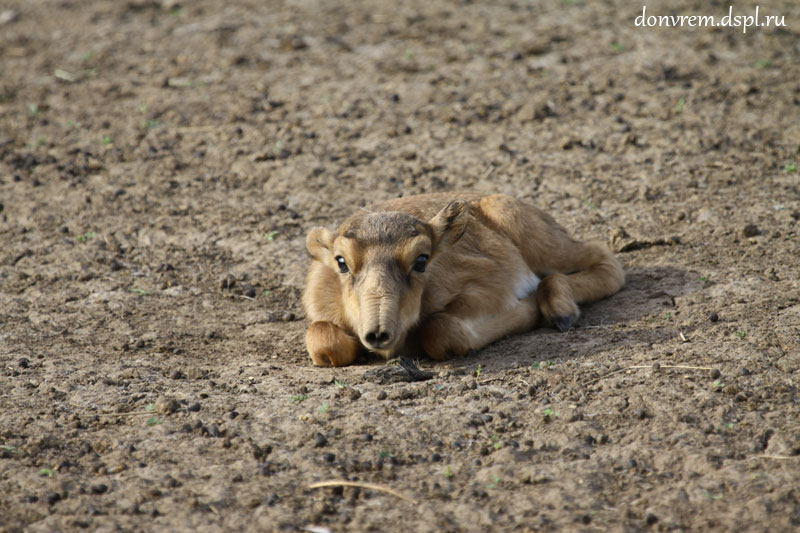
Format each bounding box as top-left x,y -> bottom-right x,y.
412,254 -> 429,273
335,256 -> 349,273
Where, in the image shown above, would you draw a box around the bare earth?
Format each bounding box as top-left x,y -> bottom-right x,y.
2,0 -> 799,531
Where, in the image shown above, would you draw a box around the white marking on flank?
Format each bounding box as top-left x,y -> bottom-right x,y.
458,318 -> 479,342
513,271 -> 541,299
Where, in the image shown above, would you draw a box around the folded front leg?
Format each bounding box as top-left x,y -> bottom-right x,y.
418,296 -> 540,361
306,321 -> 362,367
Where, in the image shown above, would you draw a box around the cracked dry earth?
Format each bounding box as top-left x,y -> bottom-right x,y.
1,0 -> 800,531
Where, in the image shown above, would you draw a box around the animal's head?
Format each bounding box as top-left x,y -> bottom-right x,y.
306,201 -> 469,357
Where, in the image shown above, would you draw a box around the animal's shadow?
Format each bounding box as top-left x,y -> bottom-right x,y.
474,265 -> 703,372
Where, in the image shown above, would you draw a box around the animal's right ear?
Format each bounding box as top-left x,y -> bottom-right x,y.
306,227 -> 335,262
428,200 -> 469,249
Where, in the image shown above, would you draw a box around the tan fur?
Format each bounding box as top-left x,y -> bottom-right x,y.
302,192 -> 624,366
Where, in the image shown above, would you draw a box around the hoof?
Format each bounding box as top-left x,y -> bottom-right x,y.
552,313 -> 578,332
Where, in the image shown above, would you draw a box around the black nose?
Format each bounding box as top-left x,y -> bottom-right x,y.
364,330 -> 392,349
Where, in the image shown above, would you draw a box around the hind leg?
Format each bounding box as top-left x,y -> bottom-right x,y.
306,321 -> 362,367
535,241 -> 624,329
478,195 -> 625,331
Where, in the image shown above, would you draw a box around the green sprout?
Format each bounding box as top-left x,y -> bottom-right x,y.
128,288 -> 152,296
736,330 -> 747,339
39,468 -> 55,477
146,417 -> 161,426
29,103 -> 40,115
610,41 -> 625,52
318,401 -> 330,414
101,135 -> 113,145
290,394 -> 308,403
76,231 -> 96,243
265,230 -> 279,241
445,465 -> 454,478
475,364 -> 483,378
491,434 -> 503,450
783,162 -> 798,174
673,97 -> 686,113
334,380 -> 350,389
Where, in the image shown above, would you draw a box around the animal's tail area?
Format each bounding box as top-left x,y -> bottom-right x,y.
560,241 -> 625,304
476,194 -> 625,302
533,241 -> 624,331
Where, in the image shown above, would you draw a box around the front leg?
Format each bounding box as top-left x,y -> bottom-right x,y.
306,321 -> 362,367
418,296 -> 540,361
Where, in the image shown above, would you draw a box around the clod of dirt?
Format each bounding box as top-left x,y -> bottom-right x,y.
313,432 -> 328,448
90,483 -> 108,495
709,368 -> 721,380
709,312 -> 720,322
154,397 -> 179,414
723,385 -> 739,396
335,387 -> 361,401
250,442 -> 272,461
743,224 -> 761,237
218,275 -> 236,290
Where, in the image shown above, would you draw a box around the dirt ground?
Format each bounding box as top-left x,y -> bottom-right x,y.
1,0 -> 799,531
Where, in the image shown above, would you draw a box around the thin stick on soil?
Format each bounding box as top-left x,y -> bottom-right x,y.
69,404 -> 164,417
583,363 -> 715,387
750,454 -> 798,461
83,410 -> 154,417
308,480 -> 418,504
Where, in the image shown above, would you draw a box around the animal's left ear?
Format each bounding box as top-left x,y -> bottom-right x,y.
306,227 -> 335,262
428,200 -> 469,249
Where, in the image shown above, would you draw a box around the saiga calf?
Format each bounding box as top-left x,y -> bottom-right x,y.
302,192 -> 624,367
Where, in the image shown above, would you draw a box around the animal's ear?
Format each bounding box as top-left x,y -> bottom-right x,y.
428,200 -> 469,249
306,227 -> 335,262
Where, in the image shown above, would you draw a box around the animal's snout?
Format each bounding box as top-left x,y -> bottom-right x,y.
363,328 -> 393,350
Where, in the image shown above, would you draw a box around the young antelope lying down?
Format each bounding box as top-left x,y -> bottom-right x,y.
302,192 -> 624,367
